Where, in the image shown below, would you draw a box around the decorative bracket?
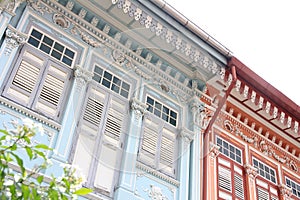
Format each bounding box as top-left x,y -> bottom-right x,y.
4,25 -> 27,55
130,97 -> 148,120
244,163 -> 258,179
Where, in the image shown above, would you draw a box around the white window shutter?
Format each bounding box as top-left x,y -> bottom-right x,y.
159,127 -> 176,175
218,166 -> 232,192
33,62 -> 71,119
140,117 -> 159,165
234,173 -> 244,199
3,49 -> 45,106
257,188 -> 270,200
94,96 -> 127,194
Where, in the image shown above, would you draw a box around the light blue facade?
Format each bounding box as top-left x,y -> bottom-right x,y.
0,0 -> 228,199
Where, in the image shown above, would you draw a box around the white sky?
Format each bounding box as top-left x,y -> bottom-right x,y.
166,0 -> 300,106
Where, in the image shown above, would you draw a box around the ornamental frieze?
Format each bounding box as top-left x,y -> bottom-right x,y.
222,119 -> 299,173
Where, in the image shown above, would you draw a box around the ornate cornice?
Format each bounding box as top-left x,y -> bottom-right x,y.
111,0 -> 224,76
244,164 -> 258,179
221,116 -> 299,174
130,97 -> 148,120
4,25 -> 28,55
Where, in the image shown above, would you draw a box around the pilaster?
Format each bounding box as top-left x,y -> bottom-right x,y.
0,25 -> 27,87
189,96 -> 207,200
244,163 -> 258,199
178,127 -> 195,200
51,65 -> 93,162
204,142 -> 220,200
115,97 -> 148,199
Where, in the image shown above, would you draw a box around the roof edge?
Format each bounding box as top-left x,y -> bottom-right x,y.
228,56 -> 300,119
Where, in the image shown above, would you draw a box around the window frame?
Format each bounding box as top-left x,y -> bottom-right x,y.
285,176 -> 300,199
137,94 -> 179,178
216,138 -> 245,200
1,44 -> 72,121
70,72 -> 131,197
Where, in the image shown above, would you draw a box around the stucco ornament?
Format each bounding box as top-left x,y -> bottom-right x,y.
145,185 -> 168,200
190,98 -> 212,130
4,25 -> 27,55
209,142 -> 220,159
278,184 -> 292,199
130,97 -> 148,120
244,163 -> 258,179
0,0 -> 24,14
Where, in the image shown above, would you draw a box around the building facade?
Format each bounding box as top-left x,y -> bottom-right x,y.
0,0 -> 299,200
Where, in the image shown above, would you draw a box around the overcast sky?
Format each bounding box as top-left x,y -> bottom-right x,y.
166,0 -> 300,106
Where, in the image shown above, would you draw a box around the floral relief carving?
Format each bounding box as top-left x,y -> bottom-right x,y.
144,185 -> 168,200
27,0 -> 53,15
53,13 -> 70,29
190,98 -> 213,130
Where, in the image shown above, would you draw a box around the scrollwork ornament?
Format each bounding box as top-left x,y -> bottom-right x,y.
130,97 -> 148,120
74,65 -> 93,91
278,184 -> 292,199
4,25 -> 27,55
209,142 -> 220,159
244,163 -> 258,179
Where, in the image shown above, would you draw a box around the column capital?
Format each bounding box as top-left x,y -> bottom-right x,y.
244,163 -> 258,179
130,97 -> 148,120
180,127 -> 195,144
189,96 -> 213,131
4,25 -> 27,55
278,184 -> 292,200
209,142 -> 220,159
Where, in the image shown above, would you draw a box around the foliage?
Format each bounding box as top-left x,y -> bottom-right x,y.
0,118 -> 92,199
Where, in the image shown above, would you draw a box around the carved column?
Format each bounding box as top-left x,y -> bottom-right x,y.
178,127 -> 195,200
52,65 -> 93,162
278,184 -> 292,200
115,97 -> 148,199
204,142 -> 220,200
0,25 -> 27,87
244,163 -> 258,199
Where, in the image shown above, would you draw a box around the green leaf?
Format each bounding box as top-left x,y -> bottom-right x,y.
10,143 -> 17,151
34,144 -> 52,150
35,150 -> 46,159
37,175 -> 44,184
25,147 -> 33,160
11,152 -> 25,176
0,129 -> 9,135
21,185 -> 30,200
73,188 -> 93,195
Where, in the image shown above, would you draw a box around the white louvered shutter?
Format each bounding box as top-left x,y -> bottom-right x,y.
140,117 -> 159,166
257,188 -> 270,200
72,88 -> 106,182
234,173 -> 244,199
33,61 -> 71,119
159,127 -> 176,176
3,49 -> 45,106
94,96 -> 128,194
218,166 -> 232,192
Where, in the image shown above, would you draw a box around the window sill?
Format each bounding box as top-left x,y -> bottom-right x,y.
0,96 -> 61,130
136,161 -> 180,187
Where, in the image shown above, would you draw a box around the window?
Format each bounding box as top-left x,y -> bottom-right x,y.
92,65 -> 130,99
145,96 -> 177,127
138,96 -> 178,178
28,29 -> 75,67
253,158 -> 276,184
217,137 -> 242,164
71,81 -> 129,197
286,177 -> 300,198
217,138 -> 245,200
253,158 -> 279,200
2,45 -> 72,121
